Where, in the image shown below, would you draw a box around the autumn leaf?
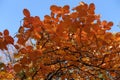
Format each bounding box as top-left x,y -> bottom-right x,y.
89,3 -> 95,10
3,29 -> 9,36
50,5 -> 62,14
62,5 -> 70,13
14,64 -> 22,72
0,32 -> 2,36
4,36 -> 14,44
23,9 -> 30,17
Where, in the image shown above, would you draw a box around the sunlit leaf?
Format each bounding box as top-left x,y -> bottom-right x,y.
14,64 -> 22,72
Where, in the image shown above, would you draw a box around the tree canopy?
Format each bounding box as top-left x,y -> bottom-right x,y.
0,2 -> 120,80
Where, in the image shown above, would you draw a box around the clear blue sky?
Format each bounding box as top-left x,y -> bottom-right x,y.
0,0 -> 120,36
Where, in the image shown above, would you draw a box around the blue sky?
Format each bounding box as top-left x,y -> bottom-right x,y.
0,0 -> 120,36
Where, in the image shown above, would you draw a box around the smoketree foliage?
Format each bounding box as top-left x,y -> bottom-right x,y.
0,2 -> 120,80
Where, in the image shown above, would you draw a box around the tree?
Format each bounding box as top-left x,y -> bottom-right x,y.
0,1 -> 120,80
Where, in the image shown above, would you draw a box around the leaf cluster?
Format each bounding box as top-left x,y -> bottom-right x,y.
0,2 -> 120,80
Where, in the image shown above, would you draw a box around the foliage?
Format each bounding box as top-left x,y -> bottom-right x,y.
0,1 -> 120,80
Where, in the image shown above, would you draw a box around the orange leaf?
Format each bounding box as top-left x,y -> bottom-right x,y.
70,12 -> 78,19
102,20 -> 107,26
5,36 -> 14,44
18,26 -> 24,33
62,5 -> 70,13
23,9 -> 30,17
3,29 -> 9,36
50,5 -> 62,14
33,32 -> 41,40
82,57 -> 90,62
21,56 -> 30,64
19,48 -> 27,54
0,32 -> 2,36
17,37 -> 25,45
88,3 -> 95,14
44,15 -> 51,21
14,64 -> 22,72
14,44 -> 19,49
89,3 -> 95,10
110,72 -> 117,77
107,22 -> 113,27
63,5 -> 69,10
